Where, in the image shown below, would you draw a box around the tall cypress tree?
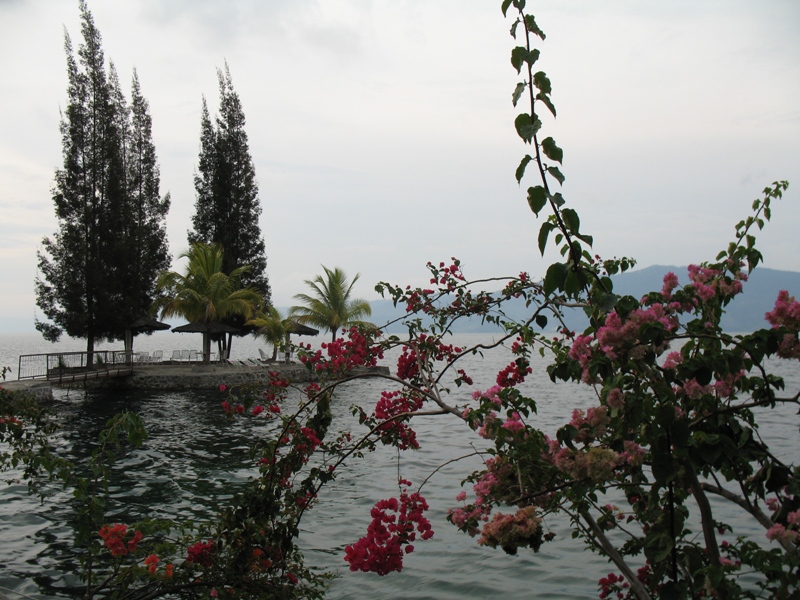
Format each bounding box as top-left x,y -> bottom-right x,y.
188,64 -> 270,303
116,70 -> 171,350
35,0 -> 169,358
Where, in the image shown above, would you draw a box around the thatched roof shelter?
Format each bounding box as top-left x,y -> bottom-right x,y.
285,321 -> 319,337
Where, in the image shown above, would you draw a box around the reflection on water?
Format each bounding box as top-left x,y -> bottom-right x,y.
0,334 -> 797,599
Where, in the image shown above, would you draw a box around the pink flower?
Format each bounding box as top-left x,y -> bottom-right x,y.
501,412 -> 525,434
662,352 -> 682,370
219,384 -> 226,392
252,405 -> 264,416
661,272 -> 679,299
606,388 -> 625,410
766,523 -> 800,545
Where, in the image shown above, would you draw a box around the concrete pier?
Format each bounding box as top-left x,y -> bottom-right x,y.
2,363 -> 391,397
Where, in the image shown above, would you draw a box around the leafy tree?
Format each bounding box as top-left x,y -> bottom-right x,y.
291,266 -> 373,342
35,0 -> 127,362
118,71 -> 171,335
188,64 -> 270,302
248,305 -> 291,361
35,0 -> 169,361
153,243 -> 262,363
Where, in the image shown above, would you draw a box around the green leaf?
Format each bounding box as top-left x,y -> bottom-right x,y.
527,185 -> 548,215
576,233 -> 593,247
538,222 -> 555,256
651,453 -> 676,486
541,137 -> 563,163
562,207 -> 580,234
597,292 -> 617,312
515,113 -> 541,143
511,46 -> 528,74
524,13 -> 545,40
501,0 -> 513,17
556,423 -> 578,449
693,366 -> 713,386
564,268 -> 587,297
516,155 -> 533,183
544,261 -> 567,294
533,71 -> 551,94
512,82 -> 526,107
547,166 -> 565,185
510,18 -> 520,38
535,314 -> 548,329
551,192 -> 565,207
536,92 -> 556,117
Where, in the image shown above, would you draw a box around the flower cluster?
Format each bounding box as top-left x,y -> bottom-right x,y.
144,553 -> 159,574
298,326 -> 383,376
477,505 -> 543,555
448,457 -> 518,536
687,263 -> 746,301
598,572 -> 630,599
596,304 -> 678,361
344,480 -> 433,575
764,507 -> 800,546
373,390 -> 424,450
98,524 -> 142,557
186,540 -> 214,567
765,290 -> 800,359
496,358 -> 532,387
427,258 -> 466,291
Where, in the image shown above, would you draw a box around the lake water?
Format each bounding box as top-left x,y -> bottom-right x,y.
0,332 -> 797,599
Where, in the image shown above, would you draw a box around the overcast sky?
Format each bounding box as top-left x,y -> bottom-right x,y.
1,0 -> 798,333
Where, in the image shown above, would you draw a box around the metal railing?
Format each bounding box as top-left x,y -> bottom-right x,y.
17,350 -> 133,381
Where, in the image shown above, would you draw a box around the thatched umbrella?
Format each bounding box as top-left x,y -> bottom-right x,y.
285,321 -> 319,337
125,316 -> 171,358
172,321 -> 241,363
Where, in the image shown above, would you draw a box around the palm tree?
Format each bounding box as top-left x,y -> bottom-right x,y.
290,266 -> 372,342
152,243 -> 263,363
247,305 -> 290,361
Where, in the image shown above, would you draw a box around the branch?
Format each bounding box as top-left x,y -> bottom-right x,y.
684,467 -> 720,567
700,482 -> 797,554
579,510 -> 652,600
416,450 -> 486,494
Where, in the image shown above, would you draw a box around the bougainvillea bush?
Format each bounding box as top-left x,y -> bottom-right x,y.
3,1 -> 798,599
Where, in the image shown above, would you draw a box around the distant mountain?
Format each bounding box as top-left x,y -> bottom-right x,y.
361,266 -> 800,335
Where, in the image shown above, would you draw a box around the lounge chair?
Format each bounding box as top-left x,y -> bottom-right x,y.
223,358 -> 244,371
151,350 -> 163,363
171,350 -> 182,363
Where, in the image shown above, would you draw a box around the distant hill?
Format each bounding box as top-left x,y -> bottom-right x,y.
362,266 -> 800,334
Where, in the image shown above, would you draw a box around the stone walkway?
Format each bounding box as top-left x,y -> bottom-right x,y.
2,362 -> 390,397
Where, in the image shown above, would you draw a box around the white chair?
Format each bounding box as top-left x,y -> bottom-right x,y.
171,350 -> 182,362
151,350 -> 163,363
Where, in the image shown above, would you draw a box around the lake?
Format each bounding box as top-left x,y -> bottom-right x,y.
0,332 -> 797,599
